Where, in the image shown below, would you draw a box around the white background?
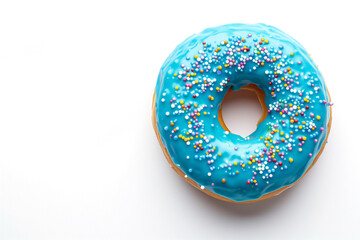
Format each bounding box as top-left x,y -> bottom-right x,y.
1,0 -> 359,239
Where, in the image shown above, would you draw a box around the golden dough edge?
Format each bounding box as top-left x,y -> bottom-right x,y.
152,85 -> 332,204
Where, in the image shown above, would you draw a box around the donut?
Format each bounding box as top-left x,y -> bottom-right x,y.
152,24 -> 332,203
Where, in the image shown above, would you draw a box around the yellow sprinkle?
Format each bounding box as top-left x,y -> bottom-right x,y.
303,136 -> 307,140
289,158 -> 294,163
174,73 -> 177,77
234,162 -> 238,166
218,153 -> 222,156
242,164 -> 245,168
175,86 -> 179,90
316,116 -> 321,120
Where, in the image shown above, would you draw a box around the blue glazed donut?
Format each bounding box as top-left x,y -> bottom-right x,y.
152,24 -> 332,203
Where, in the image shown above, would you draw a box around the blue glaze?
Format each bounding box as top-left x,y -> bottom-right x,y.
154,24 -> 331,202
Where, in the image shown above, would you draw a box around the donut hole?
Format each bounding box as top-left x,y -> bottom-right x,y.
220,85 -> 266,138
